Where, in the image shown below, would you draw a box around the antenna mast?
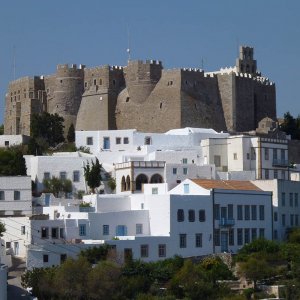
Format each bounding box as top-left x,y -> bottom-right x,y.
13,45 -> 16,80
126,25 -> 131,62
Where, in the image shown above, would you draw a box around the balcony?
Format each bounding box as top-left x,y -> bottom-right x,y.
272,159 -> 289,167
219,218 -> 235,227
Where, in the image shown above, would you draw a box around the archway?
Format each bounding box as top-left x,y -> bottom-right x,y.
126,175 -> 131,191
121,176 -> 126,192
135,174 -> 148,191
150,174 -> 163,183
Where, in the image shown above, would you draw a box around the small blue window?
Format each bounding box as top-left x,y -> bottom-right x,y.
79,224 -> 86,236
103,137 -> 110,150
184,184 -> 189,194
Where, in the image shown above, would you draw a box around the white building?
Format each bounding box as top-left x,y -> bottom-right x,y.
0,176 -> 32,217
253,179 -> 300,241
201,135 -> 290,180
0,134 -> 30,148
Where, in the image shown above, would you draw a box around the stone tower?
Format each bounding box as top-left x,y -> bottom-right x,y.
236,46 -> 257,75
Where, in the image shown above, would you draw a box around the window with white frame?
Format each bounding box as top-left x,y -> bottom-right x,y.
60,171 -> 67,180
264,148 -> 269,160
123,137 -> 129,144
195,233 -> 202,248
140,244 -> 148,257
183,184 -> 189,194
14,191 -> 20,200
179,234 -> 187,248
152,187 -> 158,194
172,168 -> 177,175
86,137 -> 93,145
233,153 -> 238,160
214,155 -> 221,167
144,137 -> 152,145
44,172 -> 50,180
136,224 -> 143,234
73,170 -> 80,182
41,227 -> 49,238
182,158 -> 188,164
116,137 -> 121,144
158,244 -> 166,257
0,191 -> 4,201
183,167 -> 188,175
21,226 -> 25,235
51,227 -> 59,239
79,224 -> 86,236
103,225 -> 109,235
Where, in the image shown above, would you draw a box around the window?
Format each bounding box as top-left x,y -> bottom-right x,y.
265,169 -> 269,179
233,153 -> 237,160
116,225 -> 127,236
73,171 -> 80,182
14,191 -> 20,200
237,229 -> 243,246
259,205 -> 265,220
136,224 -> 143,234
116,137 -> 121,144
290,193 -> 293,207
229,229 -> 234,246
295,193 -> 299,207
251,205 -> 257,220
246,153 -> 250,160
177,209 -> 184,222
103,137 -> 110,149
123,137 -> 129,144
214,204 -> 220,220
245,205 -> 250,220
296,215 -> 299,226
60,228 -> 64,239
21,226 -> 25,235
251,147 -> 256,160
259,228 -> 265,238
244,228 -> 250,244
199,210 -> 206,222
281,149 -> 285,160
182,158 -> 188,164
41,227 -> 49,239
195,233 -> 203,248
291,214 -> 294,226
60,254 -> 67,263
214,229 -> 220,246
60,171 -> 67,180
172,168 -> 177,175
144,137 -> 152,145
44,172 -> 50,180
274,170 -> 278,179
251,228 -> 257,241
0,191 -> 4,200
282,214 -> 286,226
237,205 -> 243,220
103,225 -> 109,235
43,254 -> 49,263
228,204 -> 233,219
179,234 -> 187,248
141,245 -> 149,257
4,140 -> 9,147
87,137 -> 93,145
183,184 -> 189,194
273,149 -> 278,160
158,244 -> 166,257
282,193 -> 286,207
274,212 -> 278,222
183,167 -> 188,175
6,242 -> 11,248
14,210 -> 22,216
281,170 -> 285,180
214,155 -> 221,167
79,224 -> 86,236
51,227 -> 59,239
264,148 -> 269,160
188,210 -> 195,222
152,187 -> 158,194
274,230 -> 278,240
93,79 -> 97,85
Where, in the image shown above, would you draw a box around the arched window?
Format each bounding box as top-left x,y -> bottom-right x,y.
135,174 -> 148,191
150,174 -> 163,184
126,175 -> 131,191
121,176 -> 126,192
246,64 -> 250,73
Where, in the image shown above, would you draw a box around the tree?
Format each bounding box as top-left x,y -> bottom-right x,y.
67,123 -> 75,143
280,112 -> 300,140
0,124 -> 3,135
83,158 -> 102,193
0,147 -> 27,175
29,112 -> 65,154
43,176 -> 72,197
0,222 -> 6,237
107,177 -> 116,192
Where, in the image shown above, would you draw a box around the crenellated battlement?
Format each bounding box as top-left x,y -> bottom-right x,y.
57,63 -> 85,71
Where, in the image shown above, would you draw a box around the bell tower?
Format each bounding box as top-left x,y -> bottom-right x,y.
236,46 -> 257,75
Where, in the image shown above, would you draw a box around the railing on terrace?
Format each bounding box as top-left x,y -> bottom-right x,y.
219,218 -> 235,227
272,159 -> 289,167
115,161 -> 165,169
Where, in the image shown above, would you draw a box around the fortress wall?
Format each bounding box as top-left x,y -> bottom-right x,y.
217,73 -> 236,132
124,60 -> 162,104
235,75 -> 256,132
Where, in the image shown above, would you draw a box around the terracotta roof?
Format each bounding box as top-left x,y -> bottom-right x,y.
191,179 -> 262,191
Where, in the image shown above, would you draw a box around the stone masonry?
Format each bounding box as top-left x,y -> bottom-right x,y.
4,46 -> 276,135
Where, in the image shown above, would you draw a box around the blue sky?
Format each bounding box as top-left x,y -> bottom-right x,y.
0,0 -> 299,124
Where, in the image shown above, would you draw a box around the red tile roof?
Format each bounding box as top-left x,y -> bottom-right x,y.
191,179 -> 262,191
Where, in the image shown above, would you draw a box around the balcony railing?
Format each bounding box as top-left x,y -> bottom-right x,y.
272,159 -> 289,167
219,218 -> 235,227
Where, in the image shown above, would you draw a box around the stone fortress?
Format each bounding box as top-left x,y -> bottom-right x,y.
4,46 -> 276,135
